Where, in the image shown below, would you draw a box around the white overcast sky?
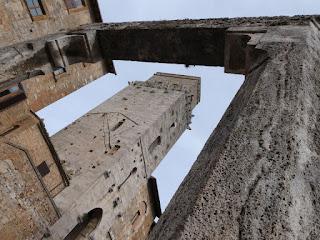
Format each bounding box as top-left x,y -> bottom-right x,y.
38,0 -> 320,210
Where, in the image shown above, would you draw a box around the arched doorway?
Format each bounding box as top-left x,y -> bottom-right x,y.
64,208 -> 103,240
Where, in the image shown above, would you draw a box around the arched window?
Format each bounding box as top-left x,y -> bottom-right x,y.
64,208 -> 103,240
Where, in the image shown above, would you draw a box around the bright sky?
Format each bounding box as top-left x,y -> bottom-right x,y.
37,0 -> 320,210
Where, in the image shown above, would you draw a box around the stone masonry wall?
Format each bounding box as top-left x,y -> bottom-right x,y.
148,23 -> 320,240
0,0 -> 99,47
48,73 -> 200,240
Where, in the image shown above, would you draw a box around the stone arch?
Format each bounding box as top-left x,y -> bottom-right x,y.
64,208 -> 103,240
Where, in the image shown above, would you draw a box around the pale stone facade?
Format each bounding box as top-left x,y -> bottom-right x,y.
48,72 -> 200,239
0,0 -> 101,47
1,3 -> 320,239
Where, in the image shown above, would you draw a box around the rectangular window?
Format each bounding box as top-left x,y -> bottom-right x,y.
53,67 -> 66,76
53,67 -> 67,81
0,83 -> 26,110
25,0 -> 46,17
65,0 -> 86,10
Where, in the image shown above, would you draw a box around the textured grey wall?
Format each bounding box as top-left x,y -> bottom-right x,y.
37,0 -> 320,210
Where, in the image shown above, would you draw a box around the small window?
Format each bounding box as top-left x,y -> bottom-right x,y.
170,122 -> 176,129
53,67 -> 66,76
0,83 -> 26,110
65,0 -> 86,10
148,136 -> 161,153
25,0 -> 46,17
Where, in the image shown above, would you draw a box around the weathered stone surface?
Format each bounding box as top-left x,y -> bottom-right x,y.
0,0 -> 102,47
0,2 -> 109,239
97,15 -> 320,67
2,11 -> 320,240
47,73 -> 200,239
0,113 -> 64,240
148,23 -> 320,240
2,15 -> 319,89
0,0 -> 111,113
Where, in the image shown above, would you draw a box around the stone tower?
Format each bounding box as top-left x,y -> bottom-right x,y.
47,72 -> 200,239
0,7 -> 200,232
1,1 -> 320,239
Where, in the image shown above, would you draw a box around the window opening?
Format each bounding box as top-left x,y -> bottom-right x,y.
25,0 -> 46,17
0,83 -> 26,110
111,119 -> 125,131
148,136 -> 161,153
65,0 -> 86,9
53,67 -> 66,76
64,208 -> 103,240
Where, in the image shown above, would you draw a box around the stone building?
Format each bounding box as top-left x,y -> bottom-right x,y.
0,2 -> 200,238
1,1 -> 320,239
48,72 -> 200,239
0,0 -> 102,46
0,1 -> 108,239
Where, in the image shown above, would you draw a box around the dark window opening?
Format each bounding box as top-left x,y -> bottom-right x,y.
111,119 -> 125,131
148,136 -> 161,153
170,122 -> 176,129
147,177 -> 162,218
0,89 -> 10,98
65,0 -> 86,9
131,210 -> 141,225
0,85 -> 19,97
25,0 -> 46,17
37,161 -> 50,177
53,67 -> 66,76
64,208 -> 103,240
0,84 -> 26,110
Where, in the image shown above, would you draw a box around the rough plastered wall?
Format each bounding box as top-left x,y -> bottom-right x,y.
0,61 -> 105,239
0,113 -> 64,240
47,73 -> 200,240
1,114 -> 66,196
0,142 -> 58,240
0,0 -> 99,47
149,23 -> 320,240
0,101 -> 30,133
108,184 -> 155,240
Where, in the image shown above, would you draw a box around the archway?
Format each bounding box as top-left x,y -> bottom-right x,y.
64,208 -> 103,240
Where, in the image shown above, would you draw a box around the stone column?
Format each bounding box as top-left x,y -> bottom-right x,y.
149,23 -> 320,239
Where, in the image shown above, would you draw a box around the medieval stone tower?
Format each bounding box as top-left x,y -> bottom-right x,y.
1,1 -> 320,240
0,1 -> 201,239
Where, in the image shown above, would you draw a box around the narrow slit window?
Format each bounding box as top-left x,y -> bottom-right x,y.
148,136 -> 161,153
170,122 -> 176,129
111,119 -> 125,131
25,0 -> 46,17
131,210 -> 141,225
65,0 -> 86,9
